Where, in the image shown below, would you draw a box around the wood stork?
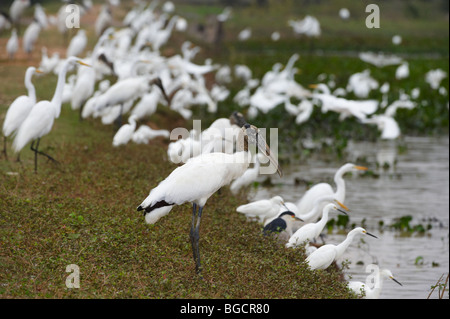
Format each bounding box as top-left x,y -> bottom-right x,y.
137,123 -> 282,276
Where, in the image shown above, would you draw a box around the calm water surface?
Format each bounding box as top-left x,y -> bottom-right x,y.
249,136 -> 449,299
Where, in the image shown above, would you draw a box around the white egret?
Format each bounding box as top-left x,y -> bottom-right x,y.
12,57 -> 91,173
230,153 -> 264,194
306,227 -> 377,270
137,124 -> 282,276
6,29 -> 19,59
296,163 -> 368,215
23,19 -> 42,57
288,16 -> 321,38
348,268 -> 402,299
361,115 -> 401,140
131,125 -> 169,144
236,195 -> 287,224
263,211 -> 303,242
238,28 -> 252,41
286,202 -> 348,248
95,5 -> 112,37
66,29 -> 87,58
0,11 -> 12,31
395,62 -> 409,80
2,66 -> 42,159
112,115 -> 138,147
9,0 -> 30,26
425,69 -> 447,90
39,47 -> 60,74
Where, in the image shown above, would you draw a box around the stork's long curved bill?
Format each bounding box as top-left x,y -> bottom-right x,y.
255,131 -> 283,177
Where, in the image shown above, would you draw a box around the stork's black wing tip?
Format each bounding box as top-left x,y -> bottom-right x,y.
137,205 -> 144,212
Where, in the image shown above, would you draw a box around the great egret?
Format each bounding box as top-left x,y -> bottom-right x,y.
2,66 -> 42,159
9,0 -> 30,27
296,163 -> 368,216
112,115 -> 138,147
6,28 -> 19,59
306,227 -> 377,270
236,196 -> 287,224
230,153 -> 264,194
66,29 -> 87,58
263,211 -> 303,242
348,268 -> 402,299
13,57 -> 91,173
286,202 -> 348,248
137,123 -> 282,276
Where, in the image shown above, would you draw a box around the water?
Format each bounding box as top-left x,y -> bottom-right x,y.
248,136 -> 449,299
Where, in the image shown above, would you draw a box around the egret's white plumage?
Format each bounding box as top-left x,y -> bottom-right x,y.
286,202 -> 347,248
6,28 -> 19,59
67,29 -> 87,58
236,195 -> 286,224
296,163 -> 367,216
306,227 -> 377,270
12,57 -> 90,171
113,115 -> 138,147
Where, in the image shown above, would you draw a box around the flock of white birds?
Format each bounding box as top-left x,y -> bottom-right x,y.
1,0 -> 447,298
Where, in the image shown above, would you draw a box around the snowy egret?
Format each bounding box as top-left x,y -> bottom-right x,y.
13,57 -> 91,172
306,227 -> 377,270
263,211 -> 303,242
348,268 -> 402,299
230,153 -> 264,194
66,29 -> 87,58
286,202 -> 348,248
137,123 -> 282,276
2,66 -> 42,159
296,163 -> 367,216
236,196 -> 287,224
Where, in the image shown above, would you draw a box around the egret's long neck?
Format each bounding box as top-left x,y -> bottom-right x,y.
24,69 -> 36,104
334,167 -> 347,202
51,60 -> 72,117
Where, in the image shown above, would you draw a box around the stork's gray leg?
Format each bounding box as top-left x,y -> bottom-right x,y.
194,206 -> 203,275
190,203 -> 198,266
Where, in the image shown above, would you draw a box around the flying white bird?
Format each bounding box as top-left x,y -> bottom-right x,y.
137,124 -> 282,276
